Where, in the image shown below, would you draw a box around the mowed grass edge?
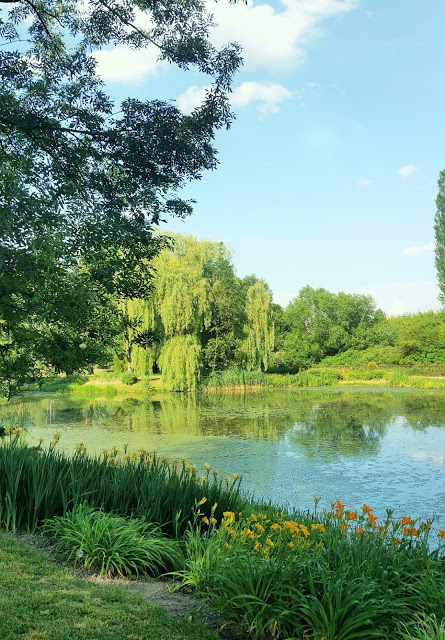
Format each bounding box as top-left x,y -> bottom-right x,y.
0,533 -> 217,640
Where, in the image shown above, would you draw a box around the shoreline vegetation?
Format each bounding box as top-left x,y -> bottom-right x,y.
3,231 -> 445,401
13,363 -> 445,404
0,433 -> 444,639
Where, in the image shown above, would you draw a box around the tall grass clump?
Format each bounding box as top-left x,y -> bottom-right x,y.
389,368 -> 410,386
174,501 -> 445,639
200,368 -> 341,390
0,433 -> 242,535
43,503 -> 183,577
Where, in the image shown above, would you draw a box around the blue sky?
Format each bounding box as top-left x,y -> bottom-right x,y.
93,0 -> 444,314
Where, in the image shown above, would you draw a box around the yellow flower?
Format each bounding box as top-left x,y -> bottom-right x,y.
198,497 -> 207,506
266,538 -> 274,547
299,524 -> 310,537
254,542 -> 262,552
311,523 -> 325,533
271,523 -> 281,531
202,517 -> 210,525
12,427 -> 23,435
223,511 -> 235,524
210,517 -> 217,525
204,463 -> 211,471
288,541 -> 295,549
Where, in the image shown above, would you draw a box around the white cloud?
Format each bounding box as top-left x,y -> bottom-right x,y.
398,164 -> 417,180
357,178 -> 375,187
176,85 -> 211,112
232,81 -> 294,108
92,45 -> 166,84
91,0 -> 358,84
209,0 -> 359,70
177,81 -> 294,114
402,241 -> 436,257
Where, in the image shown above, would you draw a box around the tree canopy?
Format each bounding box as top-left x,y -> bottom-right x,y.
0,0 -> 244,394
115,234 -> 275,389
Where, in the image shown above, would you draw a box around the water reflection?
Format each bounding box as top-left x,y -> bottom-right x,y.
1,388 -> 444,529
2,389 -> 445,456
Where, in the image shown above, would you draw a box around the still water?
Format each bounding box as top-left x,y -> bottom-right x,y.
2,388 -> 444,528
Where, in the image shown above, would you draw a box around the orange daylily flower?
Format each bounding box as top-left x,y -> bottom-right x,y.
437,529 -> 445,540
401,516 -> 411,526
362,503 -> 373,515
335,499 -> 345,511
367,513 -> 378,526
356,526 -> 364,536
347,511 -> 357,521
394,537 -> 401,546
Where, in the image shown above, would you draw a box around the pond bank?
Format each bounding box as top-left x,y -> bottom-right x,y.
0,533 -> 220,640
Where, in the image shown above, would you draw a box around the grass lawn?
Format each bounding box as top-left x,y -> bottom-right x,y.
0,534 -> 217,640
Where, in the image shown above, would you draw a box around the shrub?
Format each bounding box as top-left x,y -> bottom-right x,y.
367,361 -> 379,370
120,372 -> 138,385
43,503 -> 183,577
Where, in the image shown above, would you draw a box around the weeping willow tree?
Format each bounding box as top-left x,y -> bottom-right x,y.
118,299 -> 156,376
115,234 -> 275,389
158,335 -> 202,391
153,234 -> 235,390
243,280 -> 274,371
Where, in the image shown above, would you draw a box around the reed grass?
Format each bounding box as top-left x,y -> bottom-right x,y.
0,435 -> 242,536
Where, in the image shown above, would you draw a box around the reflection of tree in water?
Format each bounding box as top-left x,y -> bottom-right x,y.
287,399 -> 390,459
1,390 -> 444,455
399,393 -> 445,430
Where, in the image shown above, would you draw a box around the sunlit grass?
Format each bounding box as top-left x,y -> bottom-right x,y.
0,533 -> 218,640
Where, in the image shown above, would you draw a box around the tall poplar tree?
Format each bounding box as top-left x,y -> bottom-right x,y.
434,170 -> 445,304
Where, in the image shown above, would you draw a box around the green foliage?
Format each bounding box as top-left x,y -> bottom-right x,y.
0,437 -> 242,536
0,0 -> 243,394
43,504 -> 182,577
120,372 -> 138,386
243,280 -> 274,372
388,312 -> 445,365
389,369 -> 410,386
279,286 -> 393,372
400,615 -> 445,640
435,170 -> 445,305
159,335 -> 202,391
174,506 -> 445,640
117,236 -> 275,390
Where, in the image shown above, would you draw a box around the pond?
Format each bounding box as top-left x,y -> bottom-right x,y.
2,388 -> 444,530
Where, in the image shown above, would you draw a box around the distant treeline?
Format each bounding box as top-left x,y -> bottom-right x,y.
112,233 -> 445,390
1,231 -> 443,397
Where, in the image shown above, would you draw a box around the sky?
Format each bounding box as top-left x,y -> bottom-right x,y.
92,0 -> 445,315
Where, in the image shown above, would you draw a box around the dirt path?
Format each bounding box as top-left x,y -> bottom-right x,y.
7,532 -> 226,629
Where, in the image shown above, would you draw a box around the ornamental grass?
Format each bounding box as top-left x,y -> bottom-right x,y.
0,432 -> 242,536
